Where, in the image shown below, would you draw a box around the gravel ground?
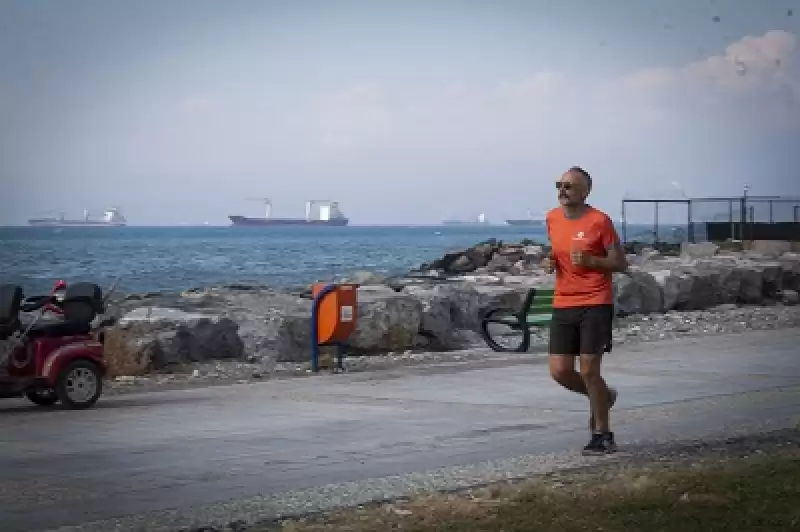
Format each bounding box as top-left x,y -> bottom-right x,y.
104,303 -> 800,396
48,426 -> 800,532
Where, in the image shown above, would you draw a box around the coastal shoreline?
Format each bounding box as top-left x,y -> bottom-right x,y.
11,237 -> 795,393
103,302 -> 800,396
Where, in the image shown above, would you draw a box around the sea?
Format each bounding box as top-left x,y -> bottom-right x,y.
0,223 -> 658,296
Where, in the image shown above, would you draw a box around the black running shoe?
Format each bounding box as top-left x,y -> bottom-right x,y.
589,387 -> 618,433
582,432 -> 617,455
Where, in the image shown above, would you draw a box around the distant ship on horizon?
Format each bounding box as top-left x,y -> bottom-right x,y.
505,209 -> 545,227
28,208 -> 127,227
229,199 -> 350,227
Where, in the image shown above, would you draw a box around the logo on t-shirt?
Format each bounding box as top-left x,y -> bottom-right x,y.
573,231 -> 586,240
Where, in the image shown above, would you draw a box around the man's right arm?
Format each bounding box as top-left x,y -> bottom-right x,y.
542,214 -> 556,273
586,215 -> 628,273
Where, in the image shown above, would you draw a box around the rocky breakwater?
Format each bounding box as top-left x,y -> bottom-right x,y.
100,277 -> 539,377
614,243 -> 800,314
100,239 -> 800,379
414,237 -> 548,276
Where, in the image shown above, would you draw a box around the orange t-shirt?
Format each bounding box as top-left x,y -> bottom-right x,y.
546,206 -> 620,308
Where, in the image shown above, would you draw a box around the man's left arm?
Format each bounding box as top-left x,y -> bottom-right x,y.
587,217 -> 628,273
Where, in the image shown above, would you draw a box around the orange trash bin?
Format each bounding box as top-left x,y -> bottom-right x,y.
310,283 -> 358,371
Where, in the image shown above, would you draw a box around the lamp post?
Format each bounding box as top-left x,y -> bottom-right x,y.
742,184 -> 750,241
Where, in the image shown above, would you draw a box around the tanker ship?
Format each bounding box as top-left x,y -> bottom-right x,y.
505,209 -> 545,227
28,208 -> 127,227
228,199 -> 350,227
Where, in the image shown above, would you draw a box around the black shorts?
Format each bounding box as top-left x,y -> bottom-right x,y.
548,304 -> 614,356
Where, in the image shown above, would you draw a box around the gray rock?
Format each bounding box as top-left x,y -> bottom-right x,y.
347,286 -> 422,353
781,289 -> 799,306
614,271 -> 664,315
486,254 -> 514,273
414,282 -> 528,332
218,291 -> 312,363
737,264 -> 764,304
649,270 -> 681,311
779,254 -> 800,291
647,267 -> 718,311
756,261 -> 784,297
523,245 -> 545,258
449,255 -> 475,273
680,242 -> 719,259
107,308 -> 244,373
751,240 -> 793,257
402,286 -> 458,349
346,271 -> 388,286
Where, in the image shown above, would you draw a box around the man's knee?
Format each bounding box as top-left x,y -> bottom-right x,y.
549,355 -> 577,383
579,354 -> 602,382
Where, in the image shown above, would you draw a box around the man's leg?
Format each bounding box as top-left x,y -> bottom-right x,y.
579,353 -> 611,431
547,308 -> 583,394
549,354 -> 585,394
579,305 -> 617,454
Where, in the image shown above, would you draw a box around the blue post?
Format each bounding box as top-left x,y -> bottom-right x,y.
336,342 -> 344,371
310,283 -> 338,373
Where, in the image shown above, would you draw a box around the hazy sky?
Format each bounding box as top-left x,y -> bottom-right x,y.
1,0 -> 799,225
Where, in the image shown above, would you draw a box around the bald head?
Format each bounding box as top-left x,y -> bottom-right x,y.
564,166 -> 592,192
557,166 -> 592,207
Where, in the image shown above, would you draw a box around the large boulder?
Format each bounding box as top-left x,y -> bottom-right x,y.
680,242 -> 719,260
755,261 -> 784,298
645,267 -> 718,311
214,291 -> 313,363
736,264 -> 765,304
104,307 -> 244,376
750,240 -> 793,257
402,285 -> 459,349
345,270 -> 388,286
348,286 -> 422,353
613,271 -> 664,315
422,282 -> 530,331
486,254 -> 515,273
782,289 -> 800,305
780,253 -> 800,291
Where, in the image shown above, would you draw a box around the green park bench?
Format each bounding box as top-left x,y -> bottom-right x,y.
479,287 -> 555,352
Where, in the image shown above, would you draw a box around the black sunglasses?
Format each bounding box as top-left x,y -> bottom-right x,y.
555,181 -> 574,191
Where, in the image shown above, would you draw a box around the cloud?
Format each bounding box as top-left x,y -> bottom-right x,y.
623,30 -> 796,92
617,30 -> 799,125
299,30 -> 800,159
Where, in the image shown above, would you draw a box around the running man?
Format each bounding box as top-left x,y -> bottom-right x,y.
542,166 -> 628,455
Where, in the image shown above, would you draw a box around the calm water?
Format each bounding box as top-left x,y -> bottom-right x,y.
1,225 -> 553,295
1,222 -> 669,295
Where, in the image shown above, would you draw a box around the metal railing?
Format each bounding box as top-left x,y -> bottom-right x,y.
621,195 -> 800,244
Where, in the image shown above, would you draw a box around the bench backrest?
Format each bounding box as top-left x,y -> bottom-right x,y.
523,288 -> 554,317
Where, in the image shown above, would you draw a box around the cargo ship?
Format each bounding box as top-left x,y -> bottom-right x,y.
229,199 -> 350,227
28,208 -> 127,227
505,209 -> 545,227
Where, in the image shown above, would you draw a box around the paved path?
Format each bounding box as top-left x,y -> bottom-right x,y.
2,329 -> 800,532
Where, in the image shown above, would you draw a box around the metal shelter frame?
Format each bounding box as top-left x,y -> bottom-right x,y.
620,193 -> 800,244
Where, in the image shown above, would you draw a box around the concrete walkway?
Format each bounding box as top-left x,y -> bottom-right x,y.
1,329 -> 799,532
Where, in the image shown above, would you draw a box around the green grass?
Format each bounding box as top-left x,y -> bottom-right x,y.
272,450 -> 800,532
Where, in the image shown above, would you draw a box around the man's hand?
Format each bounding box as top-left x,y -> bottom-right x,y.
541,254 -> 556,274
571,246 -> 628,272
570,249 -> 594,268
